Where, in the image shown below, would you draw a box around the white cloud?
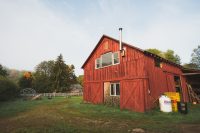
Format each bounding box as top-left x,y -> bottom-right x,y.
0,0 -> 92,74
123,0 -> 200,64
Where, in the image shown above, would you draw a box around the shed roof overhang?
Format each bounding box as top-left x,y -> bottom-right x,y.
183,73 -> 200,76
183,70 -> 200,88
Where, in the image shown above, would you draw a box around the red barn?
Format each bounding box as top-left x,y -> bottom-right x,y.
82,34 -> 190,112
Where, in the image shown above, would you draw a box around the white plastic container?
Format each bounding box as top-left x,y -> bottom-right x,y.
159,95 -> 172,113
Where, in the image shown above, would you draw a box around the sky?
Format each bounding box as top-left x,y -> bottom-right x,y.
0,0 -> 200,75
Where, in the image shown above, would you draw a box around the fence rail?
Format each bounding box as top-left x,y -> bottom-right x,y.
40,92 -> 83,97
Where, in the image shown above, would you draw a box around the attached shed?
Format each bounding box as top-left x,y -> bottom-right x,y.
182,69 -> 200,97
82,35 -> 190,112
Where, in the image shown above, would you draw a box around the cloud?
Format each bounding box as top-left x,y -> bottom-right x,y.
0,0 -> 92,74
122,0 -> 200,63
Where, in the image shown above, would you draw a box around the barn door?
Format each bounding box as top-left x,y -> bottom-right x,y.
90,82 -> 103,104
104,82 -> 110,103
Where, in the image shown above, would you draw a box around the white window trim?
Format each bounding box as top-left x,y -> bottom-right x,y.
95,58 -> 99,69
95,52 -> 120,69
101,52 -> 113,68
95,59 -> 97,69
110,83 -> 120,96
113,51 -> 120,65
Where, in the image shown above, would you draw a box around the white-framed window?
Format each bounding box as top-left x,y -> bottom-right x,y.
95,58 -> 101,69
110,83 -> 120,96
95,52 -> 120,69
113,52 -> 120,65
102,52 -> 113,67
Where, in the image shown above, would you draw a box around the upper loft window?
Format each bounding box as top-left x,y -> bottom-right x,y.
113,52 -> 119,64
102,52 -> 112,67
95,58 -> 101,69
95,52 -> 120,69
155,59 -> 162,68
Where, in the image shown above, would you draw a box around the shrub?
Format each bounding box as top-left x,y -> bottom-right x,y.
0,76 -> 19,101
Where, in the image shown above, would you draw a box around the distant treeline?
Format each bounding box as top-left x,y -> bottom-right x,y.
0,54 -> 83,101
146,46 -> 200,69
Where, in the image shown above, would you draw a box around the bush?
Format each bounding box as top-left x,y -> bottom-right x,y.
0,76 -> 19,101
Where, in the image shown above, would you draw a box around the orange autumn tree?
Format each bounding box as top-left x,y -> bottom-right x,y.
18,72 -> 33,89
24,72 -> 32,79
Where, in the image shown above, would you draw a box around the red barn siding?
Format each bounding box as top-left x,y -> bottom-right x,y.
144,56 -> 189,110
83,35 -> 189,112
83,37 -> 147,112
120,79 -> 146,112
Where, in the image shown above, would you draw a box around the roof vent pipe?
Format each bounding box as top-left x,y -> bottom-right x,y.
119,28 -> 123,51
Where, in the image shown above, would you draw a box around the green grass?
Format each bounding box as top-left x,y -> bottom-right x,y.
0,96 -> 200,133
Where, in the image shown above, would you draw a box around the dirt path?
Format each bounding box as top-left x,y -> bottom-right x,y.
180,124 -> 200,133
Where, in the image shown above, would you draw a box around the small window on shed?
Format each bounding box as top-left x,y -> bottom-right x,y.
95,58 -> 101,69
155,59 -> 161,68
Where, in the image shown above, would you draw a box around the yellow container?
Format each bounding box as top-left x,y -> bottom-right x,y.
164,92 -> 180,102
164,92 -> 180,112
171,100 -> 178,112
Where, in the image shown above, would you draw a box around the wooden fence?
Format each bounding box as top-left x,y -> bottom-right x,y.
40,92 -> 83,97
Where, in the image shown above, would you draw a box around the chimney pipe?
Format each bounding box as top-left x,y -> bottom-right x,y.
119,28 -> 122,51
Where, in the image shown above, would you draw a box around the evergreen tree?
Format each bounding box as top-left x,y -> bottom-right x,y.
66,64 -> 77,86
32,54 -> 77,92
0,64 -> 8,77
53,54 -> 68,92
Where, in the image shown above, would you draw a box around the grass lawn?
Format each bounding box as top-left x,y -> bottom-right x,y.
0,96 -> 200,133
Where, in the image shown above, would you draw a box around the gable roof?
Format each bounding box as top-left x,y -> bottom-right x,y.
81,35 -> 184,69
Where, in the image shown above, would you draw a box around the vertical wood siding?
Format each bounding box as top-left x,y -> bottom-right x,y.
83,37 -> 147,112
144,56 -> 189,110
83,36 -> 188,112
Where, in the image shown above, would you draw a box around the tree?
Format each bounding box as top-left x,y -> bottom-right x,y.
164,50 -> 181,65
191,45 -> 200,69
35,60 -> 55,77
146,48 -> 164,57
146,49 -> 181,64
53,54 -> 68,92
183,63 -> 198,69
18,72 -> 33,89
0,76 -> 19,101
32,60 -> 55,93
32,55 -> 77,93
0,64 -> 19,101
66,64 -> 77,85
0,64 -> 8,77
77,75 -> 84,87
7,69 -> 25,83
